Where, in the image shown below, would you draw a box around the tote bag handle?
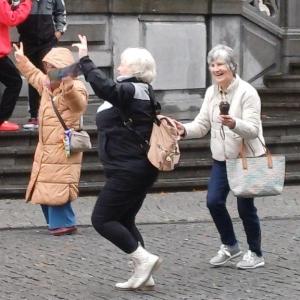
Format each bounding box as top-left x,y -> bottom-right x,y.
239,138 -> 273,170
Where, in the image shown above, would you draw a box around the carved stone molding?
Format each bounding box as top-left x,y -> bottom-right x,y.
248,0 -> 279,17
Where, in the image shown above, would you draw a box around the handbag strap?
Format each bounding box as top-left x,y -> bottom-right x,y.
118,84 -> 160,149
240,138 -> 273,170
51,96 -> 69,131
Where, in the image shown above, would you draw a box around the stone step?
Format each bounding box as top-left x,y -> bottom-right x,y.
0,159 -> 211,186
11,97 -> 101,125
258,88 -> 300,103
264,74 -> 300,89
0,171 -> 298,199
0,127 -> 98,148
10,90 -> 300,125
0,153 -> 297,188
1,134 -> 300,166
261,102 -> 300,112
2,117 -> 300,147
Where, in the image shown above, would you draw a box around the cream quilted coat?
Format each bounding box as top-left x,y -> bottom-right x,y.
184,75 -> 265,161
17,48 -> 88,205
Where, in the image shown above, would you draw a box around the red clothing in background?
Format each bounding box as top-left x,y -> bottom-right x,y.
0,0 -> 32,57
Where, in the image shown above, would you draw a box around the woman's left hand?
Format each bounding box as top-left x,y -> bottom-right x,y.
72,34 -> 88,59
13,42 -> 25,63
219,115 -> 236,129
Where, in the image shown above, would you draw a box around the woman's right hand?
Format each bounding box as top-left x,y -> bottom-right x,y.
173,120 -> 186,138
72,34 -> 88,59
13,42 -> 25,63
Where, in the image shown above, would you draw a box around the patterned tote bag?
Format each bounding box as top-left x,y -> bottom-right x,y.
226,139 -> 285,197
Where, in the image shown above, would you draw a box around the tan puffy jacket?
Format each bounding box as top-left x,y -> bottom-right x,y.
17,48 -> 88,205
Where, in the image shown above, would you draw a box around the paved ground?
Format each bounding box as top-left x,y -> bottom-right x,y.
1,186 -> 300,300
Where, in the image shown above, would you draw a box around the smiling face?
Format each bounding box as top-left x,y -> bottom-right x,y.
209,58 -> 234,90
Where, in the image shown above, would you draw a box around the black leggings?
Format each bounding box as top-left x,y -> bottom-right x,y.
91,168 -> 158,254
26,46 -> 53,118
0,56 -> 22,122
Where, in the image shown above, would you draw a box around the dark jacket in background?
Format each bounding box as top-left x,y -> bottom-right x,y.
17,0 -> 67,55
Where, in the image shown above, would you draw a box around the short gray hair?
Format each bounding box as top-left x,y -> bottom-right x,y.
207,44 -> 237,75
120,48 -> 156,83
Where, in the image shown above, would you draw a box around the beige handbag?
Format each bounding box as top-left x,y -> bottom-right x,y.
68,129 -> 92,153
226,139 -> 285,197
147,115 -> 180,171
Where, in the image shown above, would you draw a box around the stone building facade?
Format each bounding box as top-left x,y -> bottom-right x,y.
3,0 -> 300,117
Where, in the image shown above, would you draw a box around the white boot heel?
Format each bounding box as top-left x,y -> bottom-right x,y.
115,246 -> 162,290
115,275 -> 156,291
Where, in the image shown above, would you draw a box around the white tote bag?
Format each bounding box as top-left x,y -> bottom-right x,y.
226,140 -> 285,197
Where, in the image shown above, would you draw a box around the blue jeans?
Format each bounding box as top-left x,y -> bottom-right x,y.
41,202 -> 76,230
207,160 -> 262,256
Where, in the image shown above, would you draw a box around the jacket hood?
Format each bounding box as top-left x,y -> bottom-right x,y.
42,47 -> 75,68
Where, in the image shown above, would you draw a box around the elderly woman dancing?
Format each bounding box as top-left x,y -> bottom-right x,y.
176,44 -> 266,269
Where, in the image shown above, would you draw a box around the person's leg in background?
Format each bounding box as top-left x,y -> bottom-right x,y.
41,202 -> 77,236
0,56 -> 22,131
207,160 -> 242,266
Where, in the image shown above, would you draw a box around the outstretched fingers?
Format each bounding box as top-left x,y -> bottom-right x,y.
13,42 -> 24,62
13,42 -> 23,53
72,34 -> 88,59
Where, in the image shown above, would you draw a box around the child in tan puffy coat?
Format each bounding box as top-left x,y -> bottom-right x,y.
14,43 -> 88,236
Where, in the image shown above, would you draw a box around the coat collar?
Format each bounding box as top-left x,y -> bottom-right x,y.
116,75 -> 145,84
214,74 -> 240,100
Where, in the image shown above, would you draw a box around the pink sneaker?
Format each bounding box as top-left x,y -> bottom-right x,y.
0,121 -> 20,131
23,118 -> 38,130
49,226 -> 77,236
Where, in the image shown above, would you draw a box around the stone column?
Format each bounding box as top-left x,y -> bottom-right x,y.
280,0 -> 300,73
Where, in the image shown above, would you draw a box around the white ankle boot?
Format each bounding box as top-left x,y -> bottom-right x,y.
115,246 -> 162,290
115,275 -> 155,291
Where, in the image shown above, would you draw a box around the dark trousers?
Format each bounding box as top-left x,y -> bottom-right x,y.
0,56 -> 22,123
91,168 -> 158,254
207,160 -> 262,256
25,46 -> 53,118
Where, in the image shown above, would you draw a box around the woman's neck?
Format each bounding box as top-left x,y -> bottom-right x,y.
219,76 -> 235,92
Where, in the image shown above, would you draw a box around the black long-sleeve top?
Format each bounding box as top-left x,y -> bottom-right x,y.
79,56 -> 157,173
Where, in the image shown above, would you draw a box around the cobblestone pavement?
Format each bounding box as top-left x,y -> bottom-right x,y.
1,219 -> 300,300
1,186 -> 300,300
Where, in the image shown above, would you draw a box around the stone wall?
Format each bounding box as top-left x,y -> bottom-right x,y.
2,0 -> 297,117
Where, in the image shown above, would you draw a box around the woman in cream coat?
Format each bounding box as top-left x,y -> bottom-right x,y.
14,43 -> 88,236
177,44 -> 265,269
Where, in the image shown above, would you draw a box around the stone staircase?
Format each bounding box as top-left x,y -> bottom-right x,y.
1,73 -> 300,198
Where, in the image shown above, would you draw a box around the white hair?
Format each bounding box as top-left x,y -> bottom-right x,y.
207,44 -> 237,75
120,48 -> 156,83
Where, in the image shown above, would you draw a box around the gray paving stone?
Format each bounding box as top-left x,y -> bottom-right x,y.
0,185 -> 299,229
0,186 -> 300,299
0,219 -> 300,300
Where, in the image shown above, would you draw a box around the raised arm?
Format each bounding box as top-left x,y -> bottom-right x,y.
73,35 -> 134,108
